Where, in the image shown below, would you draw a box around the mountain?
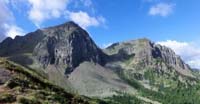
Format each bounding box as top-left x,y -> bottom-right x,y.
33,21 -> 106,73
104,38 -> 197,90
1,21 -> 200,104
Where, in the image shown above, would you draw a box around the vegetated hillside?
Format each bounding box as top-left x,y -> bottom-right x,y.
104,38 -> 196,88
104,38 -> 200,104
0,58 -> 102,104
1,21 -> 200,104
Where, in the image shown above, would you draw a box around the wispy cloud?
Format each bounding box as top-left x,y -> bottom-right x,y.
149,3 -> 175,17
157,40 -> 200,69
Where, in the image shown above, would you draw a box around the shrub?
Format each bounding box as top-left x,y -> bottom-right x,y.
0,93 -> 16,103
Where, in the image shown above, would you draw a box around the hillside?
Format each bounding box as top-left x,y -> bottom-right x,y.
0,58 -> 101,104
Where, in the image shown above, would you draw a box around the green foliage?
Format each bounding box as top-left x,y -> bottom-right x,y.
116,64 -> 200,104
118,70 -> 142,89
139,82 -> 200,104
17,96 -> 41,104
104,92 -> 144,104
0,59 -> 96,104
144,70 -> 155,85
0,93 -> 16,103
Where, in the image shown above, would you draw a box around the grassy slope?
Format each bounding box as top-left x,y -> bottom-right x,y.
0,58 -> 102,104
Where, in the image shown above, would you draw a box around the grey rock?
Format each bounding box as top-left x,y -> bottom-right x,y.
33,21 -> 106,73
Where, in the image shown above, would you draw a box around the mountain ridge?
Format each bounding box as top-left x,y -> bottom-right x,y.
0,21 -> 200,104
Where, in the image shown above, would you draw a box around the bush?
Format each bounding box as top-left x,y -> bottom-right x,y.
0,93 -> 16,103
17,96 -> 41,104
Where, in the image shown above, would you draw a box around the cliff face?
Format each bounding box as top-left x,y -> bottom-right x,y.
33,22 -> 106,73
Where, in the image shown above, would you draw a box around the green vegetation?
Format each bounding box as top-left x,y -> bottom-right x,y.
144,70 -> 155,85
118,69 -> 142,89
17,96 -> 41,104
104,92 -> 146,104
113,62 -> 200,104
0,58 -> 99,104
1,57 -> 200,104
0,93 -> 16,103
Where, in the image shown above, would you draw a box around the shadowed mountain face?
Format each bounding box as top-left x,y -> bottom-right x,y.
0,21 -> 199,102
0,30 -> 45,57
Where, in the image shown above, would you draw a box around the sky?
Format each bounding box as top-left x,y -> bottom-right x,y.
0,0 -> 200,68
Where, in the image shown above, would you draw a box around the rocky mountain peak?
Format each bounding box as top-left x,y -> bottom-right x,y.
42,21 -> 79,34
33,21 -> 106,73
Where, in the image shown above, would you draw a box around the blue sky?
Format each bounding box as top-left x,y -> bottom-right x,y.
0,0 -> 200,68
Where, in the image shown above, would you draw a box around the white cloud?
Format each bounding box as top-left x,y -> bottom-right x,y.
27,0 -> 69,27
26,0 -> 105,28
149,3 -> 175,17
0,0 -> 25,41
157,40 -> 200,69
3,24 -> 25,39
67,11 -> 105,29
